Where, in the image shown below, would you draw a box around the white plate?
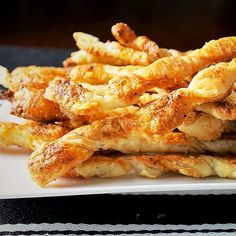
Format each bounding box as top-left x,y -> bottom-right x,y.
1,99 -> 236,199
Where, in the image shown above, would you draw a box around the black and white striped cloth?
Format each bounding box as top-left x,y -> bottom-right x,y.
0,223 -> 235,235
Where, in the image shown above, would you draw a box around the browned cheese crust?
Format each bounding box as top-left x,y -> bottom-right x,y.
68,153 -> 236,179
0,121 -> 68,150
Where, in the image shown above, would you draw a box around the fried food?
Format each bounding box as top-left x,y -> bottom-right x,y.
69,153 -> 236,179
155,154 -> 236,178
68,153 -> 167,179
43,77 -> 227,141
151,59 -> 236,136
8,66 -> 69,92
28,111 -> 236,186
73,32 -> 155,65
64,50 -> 128,67
1,23 -> 236,187
25,116 -> 196,186
44,77 -> 125,116
44,77 -> 139,120
12,88 -> 65,122
1,118 -> 235,181
67,155 -> 132,178
57,37 -> 236,114
111,23 -> 190,59
0,121 -> 68,150
178,111 -> 226,141
3,110 -> 236,154
111,22 -> 161,59
197,91 -> 236,120
28,135 -> 95,186
70,64 -> 141,85
103,37 -> 236,108
128,154 -> 167,178
11,79 -> 139,123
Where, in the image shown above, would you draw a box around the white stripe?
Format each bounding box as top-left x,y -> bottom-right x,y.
0,223 -> 235,232
2,234 -> 235,236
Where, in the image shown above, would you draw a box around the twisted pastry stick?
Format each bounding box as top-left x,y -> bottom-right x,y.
12,85 -> 138,124
44,73 -> 227,141
67,155 -> 133,178
0,65 -> 174,122
146,154 -> 236,179
2,120 -> 234,181
111,22 -> 161,59
0,66 -> 71,122
44,77 -> 138,116
106,37 -> 236,107
9,76 -> 225,141
8,82 -> 230,140
0,66 -> 69,92
12,88 -> 66,122
141,89 -> 236,121
136,91 -> 228,140
111,23 -> 191,59
44,76 -> 178,114
68,153 -> 236,179
28,131 -> 95,186
44,77 -> 228,141
63,50 -> 128,67
0,121 -> 68,150
197,91 -> 236,120
178,111 -> 226,141
70,64 -> 141,85
70,64 -> 189,89
1,65 -> 140,122
1,121 -> 235,181
28,111 -> 236,186
63,23 -> 188,68
151,59 -> 236,136
47,37 -> 236,112
10,77 -> 138,123
73,33 -> 155,66
10,73 -> 228,141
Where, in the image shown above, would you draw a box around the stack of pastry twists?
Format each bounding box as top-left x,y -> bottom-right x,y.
1,22 -> 236,186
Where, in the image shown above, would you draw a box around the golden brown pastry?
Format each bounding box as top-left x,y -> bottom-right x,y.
12,88 -> 65,122
2,23 -> 236,188
197,91 -> 236,120
46,37 -> 236,115
73,32 -> 155,66
70,64 -> 141,85
64,50 -> 128,67
0,121 -> 68,150
56,152 -> 236,180
151,59 -> 236,136
111,22 -> 161,59
28,111 -> 236,186
6,66 -> 69,92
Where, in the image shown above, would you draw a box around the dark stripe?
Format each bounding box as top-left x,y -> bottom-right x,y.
0,229 -> 236,235
2,195 -> 236,225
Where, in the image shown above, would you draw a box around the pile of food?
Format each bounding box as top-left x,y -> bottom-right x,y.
1,23 -> 236,187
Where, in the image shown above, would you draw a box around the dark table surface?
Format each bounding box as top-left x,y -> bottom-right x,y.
0,46 -> 235,226
1,194 -> 236,224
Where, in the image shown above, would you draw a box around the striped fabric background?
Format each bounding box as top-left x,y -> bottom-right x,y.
0,223 -> 236,235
